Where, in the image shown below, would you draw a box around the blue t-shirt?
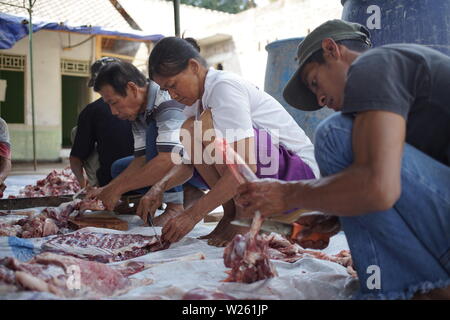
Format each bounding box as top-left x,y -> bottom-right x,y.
342,44 -> 450,166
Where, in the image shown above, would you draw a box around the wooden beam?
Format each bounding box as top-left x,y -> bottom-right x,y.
95,35 -> 102,60
46,29 -> 152,44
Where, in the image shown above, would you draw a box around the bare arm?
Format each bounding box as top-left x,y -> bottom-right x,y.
154,163 -> 194,192
237,111 -> 405,217
69,156 -> 86,188
187,136 -> 256,221
0,156 -> 11,197
93,151 -> 184,210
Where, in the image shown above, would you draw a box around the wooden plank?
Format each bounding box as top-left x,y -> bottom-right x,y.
68,212 -> 128,231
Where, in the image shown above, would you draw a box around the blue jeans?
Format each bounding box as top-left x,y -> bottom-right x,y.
314,112 -> 450,300
111,156 -> 208,203
111,118 -> 184,204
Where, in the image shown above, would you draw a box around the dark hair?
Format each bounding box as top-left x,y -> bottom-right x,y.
93,60 -> 147,96
183,37 -> 201,53
305,39 -> 371,65
148,37 -> 207,79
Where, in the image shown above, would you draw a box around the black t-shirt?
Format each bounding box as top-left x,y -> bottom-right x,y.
70,98 -> 134,186
342,44 -> 450,167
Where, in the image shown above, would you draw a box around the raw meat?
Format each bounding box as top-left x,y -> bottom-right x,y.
223,232 -> 278,283
8,168 -> 81,198
0,223 -> 22,237
77,198 -> 105,213
43,231 -> 170,263
223,223 -> 356,282
266,233 -> 356,277
182,288 -> 236,300
223,213 -> 278,283
0,252 -> 150,298
41,199 -> 83,227
18,216 -> 59,238
0,198 -> 105,239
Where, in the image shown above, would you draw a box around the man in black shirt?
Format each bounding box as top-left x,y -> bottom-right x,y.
70,58 -> 134,187
236,20 -> 450,299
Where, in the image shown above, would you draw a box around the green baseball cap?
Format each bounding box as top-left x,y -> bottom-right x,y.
282,19 -> 371,111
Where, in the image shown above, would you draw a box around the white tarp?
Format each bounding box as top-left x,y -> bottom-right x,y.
0,175 -> 359,300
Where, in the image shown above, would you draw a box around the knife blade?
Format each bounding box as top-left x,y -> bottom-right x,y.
147,214 -> 163,247
72,187 -> 86,200
231,218 -> 333,243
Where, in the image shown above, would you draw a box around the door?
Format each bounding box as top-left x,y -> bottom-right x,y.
0,69 -> 25,123
61,75 -> 88,147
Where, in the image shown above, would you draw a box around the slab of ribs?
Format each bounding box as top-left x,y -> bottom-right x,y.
42,231 -> 170,263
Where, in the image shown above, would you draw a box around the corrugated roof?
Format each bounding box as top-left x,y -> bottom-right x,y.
0,0 -> 135,32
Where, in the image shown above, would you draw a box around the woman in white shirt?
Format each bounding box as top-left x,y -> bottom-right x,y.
142,37 -> 319,246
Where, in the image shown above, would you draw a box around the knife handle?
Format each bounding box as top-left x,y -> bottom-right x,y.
290,223 -> 333,242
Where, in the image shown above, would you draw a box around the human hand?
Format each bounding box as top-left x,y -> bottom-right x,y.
161,210 -> 200,243
235,179 -> 291,218
137,184 -> 164,225
86,186 -> 120,211
294,214 -> 341,250
86,186 -> 103,199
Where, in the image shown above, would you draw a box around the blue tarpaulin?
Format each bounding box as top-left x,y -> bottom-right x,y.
0,12 -> 164,49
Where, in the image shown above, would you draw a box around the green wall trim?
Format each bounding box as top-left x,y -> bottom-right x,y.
9,127 -> 62,161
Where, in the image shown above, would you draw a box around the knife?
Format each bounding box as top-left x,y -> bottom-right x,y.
72,187 -> 86,200
147,213 -> 163,247
231,218 -> 334,243
214,137 -> 264,236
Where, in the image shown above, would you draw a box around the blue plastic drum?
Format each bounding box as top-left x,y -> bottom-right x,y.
264,38 -> 334,141
341,0 -> 450,56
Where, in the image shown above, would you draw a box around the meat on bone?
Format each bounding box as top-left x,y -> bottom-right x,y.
223,220 -> 356,282
223,232 -> 278,283
265,233 -> 356,277
0,198 -> 105,239
223,213 -> 278,283
8,168 -> 81,198
43,231 -> 170,263
0,252 -> 148,298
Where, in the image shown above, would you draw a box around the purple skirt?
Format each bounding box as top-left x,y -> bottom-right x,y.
253,128 -> 315,181
187,128 -> 315,190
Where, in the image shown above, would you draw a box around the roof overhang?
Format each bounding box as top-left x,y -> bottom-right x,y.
0,12 -> 164,49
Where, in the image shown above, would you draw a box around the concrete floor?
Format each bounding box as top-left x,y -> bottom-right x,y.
10,158 -> 70,176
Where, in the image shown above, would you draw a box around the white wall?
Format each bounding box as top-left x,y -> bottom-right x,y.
122,0 -> 343,89
189,0 -> 343,88
1,30 -> 94,127
1,30 -> 95,160
118,0 -> 231,37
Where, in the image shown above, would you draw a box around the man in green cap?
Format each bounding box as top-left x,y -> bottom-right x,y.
235,19 -> 450,299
